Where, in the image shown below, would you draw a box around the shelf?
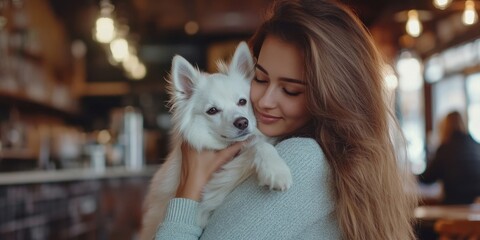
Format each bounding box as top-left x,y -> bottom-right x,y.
82,82 -> 131,96
0,149 -> 37,160
0,89 -> 80,118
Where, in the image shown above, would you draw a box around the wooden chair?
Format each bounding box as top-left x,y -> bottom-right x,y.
434,219 -> 480,240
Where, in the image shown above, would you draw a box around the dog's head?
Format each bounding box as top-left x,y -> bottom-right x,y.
168,42 -> 255,150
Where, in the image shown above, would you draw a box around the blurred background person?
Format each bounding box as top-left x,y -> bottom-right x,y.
419,111 -> 480,205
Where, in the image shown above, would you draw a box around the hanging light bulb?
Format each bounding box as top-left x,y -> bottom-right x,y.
406,10 -> 422,37
94,0 -> 116,43
433,0 -> 453,10
110,38 -> 129,62
463,0 -> 478,25
95,17 -> 116,43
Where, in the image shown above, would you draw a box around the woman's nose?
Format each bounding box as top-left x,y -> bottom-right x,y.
258,87 -> 277,109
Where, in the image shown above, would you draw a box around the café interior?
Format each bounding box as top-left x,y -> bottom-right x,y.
1,0 -> 480,239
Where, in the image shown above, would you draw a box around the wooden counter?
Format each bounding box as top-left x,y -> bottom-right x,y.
0,165 -> 160,239
415,204 -> 480,221
415,204 -> 480,240
0,165 -> 159,186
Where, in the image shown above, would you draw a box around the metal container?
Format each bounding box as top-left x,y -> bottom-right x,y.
122,106 -> 144,170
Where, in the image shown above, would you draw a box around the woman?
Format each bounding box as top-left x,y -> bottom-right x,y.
420,111 -> 480,204
156,0 -> 417,239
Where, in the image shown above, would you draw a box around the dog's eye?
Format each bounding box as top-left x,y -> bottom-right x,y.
238,98 -> 247,106
206,107 -> 219,115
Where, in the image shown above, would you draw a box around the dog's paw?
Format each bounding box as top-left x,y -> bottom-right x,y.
257,163 -> 292,191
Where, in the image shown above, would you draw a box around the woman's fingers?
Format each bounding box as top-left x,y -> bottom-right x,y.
180,140 -> 247,173
176,140 -> 248,200
213,141 -> 246,171
220,141 -> 244,160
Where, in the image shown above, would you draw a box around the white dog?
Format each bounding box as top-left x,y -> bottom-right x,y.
139,42 -> 292,240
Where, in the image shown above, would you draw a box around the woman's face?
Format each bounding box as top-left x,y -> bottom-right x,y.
250,35 -> 312,138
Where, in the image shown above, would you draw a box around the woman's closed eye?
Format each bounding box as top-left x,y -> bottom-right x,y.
283,88 -> 301,96
253,76 -> 268,83
254,76 -> 302,96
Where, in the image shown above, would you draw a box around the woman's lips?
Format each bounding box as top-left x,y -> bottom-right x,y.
257,112 -> 281,124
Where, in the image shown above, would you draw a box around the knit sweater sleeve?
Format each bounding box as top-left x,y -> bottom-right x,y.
200,137 -> 338,239
154,198 -> 203,240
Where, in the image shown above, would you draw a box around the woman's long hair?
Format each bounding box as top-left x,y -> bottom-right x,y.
249,0 -> 418,239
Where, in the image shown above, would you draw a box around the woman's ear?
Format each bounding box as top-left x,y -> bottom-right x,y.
171,55 -> 198,99
229,41 -> 255,80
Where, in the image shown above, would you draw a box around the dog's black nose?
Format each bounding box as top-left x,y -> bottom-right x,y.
234,117 -> 249,130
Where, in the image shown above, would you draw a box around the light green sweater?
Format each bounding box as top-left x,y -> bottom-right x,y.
155,137 -> 341,239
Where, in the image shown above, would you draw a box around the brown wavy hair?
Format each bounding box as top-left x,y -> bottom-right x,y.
249,0 -> 418,239
439,111 -> 467,145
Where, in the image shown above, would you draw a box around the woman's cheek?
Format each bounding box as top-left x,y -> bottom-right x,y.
250,83 -> 261,104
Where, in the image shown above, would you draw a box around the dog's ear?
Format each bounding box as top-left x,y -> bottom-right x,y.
229,41 -> 254,80
172,55 -> 197,99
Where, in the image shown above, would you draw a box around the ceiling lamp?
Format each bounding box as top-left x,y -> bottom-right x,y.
433,0 -> 453,10
92,0 -> 147,80
462,0 -> 478,25
110,38 -> 129,62
433,0 -> 478,26
406,10 -> 423,37
95,17 -> 115,43
94,0 -> 116,43
395,9 -> 432,38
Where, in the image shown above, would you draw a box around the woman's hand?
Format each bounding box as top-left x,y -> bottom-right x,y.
175,141 -> 245,201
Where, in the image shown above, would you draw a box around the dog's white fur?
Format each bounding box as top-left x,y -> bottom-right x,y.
139,42 -> 292,240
